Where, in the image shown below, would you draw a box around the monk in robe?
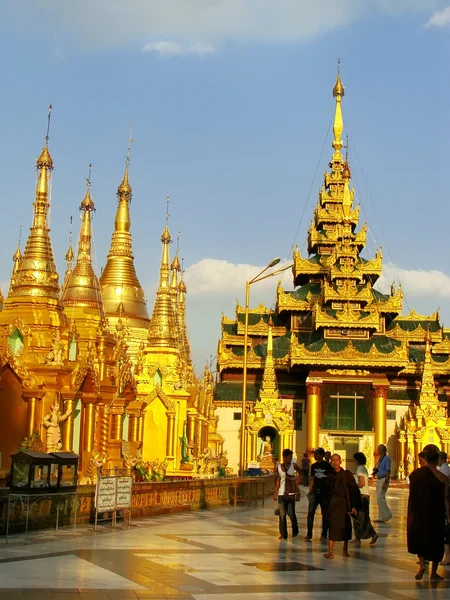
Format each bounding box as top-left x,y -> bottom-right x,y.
324,453 -> 361,559
408,444 -> 449,581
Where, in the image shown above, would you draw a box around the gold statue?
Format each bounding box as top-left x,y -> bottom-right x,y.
258,435 -> 274,459
42,395 -> 72,453
45,331 -> 65,366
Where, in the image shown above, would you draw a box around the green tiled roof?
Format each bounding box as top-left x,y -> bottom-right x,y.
288,282 -> 321,301
236,312 -> 288,327
223,323 -> 237,335
408,346 -> 449,363
387,319 -> 441,333
302,335 -> 401,355
371,288 -> 390,303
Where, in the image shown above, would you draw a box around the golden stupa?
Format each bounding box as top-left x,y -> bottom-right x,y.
0,115 -> 223,481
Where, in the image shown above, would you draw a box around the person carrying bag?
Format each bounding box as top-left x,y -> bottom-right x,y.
273,448 -> 302,540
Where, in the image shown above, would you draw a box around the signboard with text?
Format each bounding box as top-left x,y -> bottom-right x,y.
96,476 -> 117,512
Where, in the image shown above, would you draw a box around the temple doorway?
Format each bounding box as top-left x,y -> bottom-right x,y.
334,440 -> 359,473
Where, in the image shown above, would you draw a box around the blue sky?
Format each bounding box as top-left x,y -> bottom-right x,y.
0,1 -> 449,370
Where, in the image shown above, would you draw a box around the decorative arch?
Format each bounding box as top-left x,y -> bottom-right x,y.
145,385 -> 175,411
7,329 -> 24,356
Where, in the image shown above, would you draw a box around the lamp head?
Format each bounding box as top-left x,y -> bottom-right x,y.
268,257 -> 281,268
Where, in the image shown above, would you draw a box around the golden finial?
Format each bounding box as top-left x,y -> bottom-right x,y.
171,231 -> 181,271
118,125 -> 133,196
80,164 -> 95,211
161,197 -> 172,243
37,105 -> 54,169
65,216 -> 74,262
13,226 -> 22,263
178,257 -> 187,293
333,59 -> 345,98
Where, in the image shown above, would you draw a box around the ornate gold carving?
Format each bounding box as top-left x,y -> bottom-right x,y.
291,335 -> 408,368
145,384 -> 175,411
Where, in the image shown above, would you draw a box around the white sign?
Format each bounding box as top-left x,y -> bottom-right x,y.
247,461 -> 260,469
96,476 -> 117,512
116,476 -> 133,509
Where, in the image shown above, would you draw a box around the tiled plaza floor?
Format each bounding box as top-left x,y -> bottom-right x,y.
0,487 -> 448,599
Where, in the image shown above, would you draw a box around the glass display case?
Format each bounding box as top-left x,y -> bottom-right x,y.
10,451 -> 80,493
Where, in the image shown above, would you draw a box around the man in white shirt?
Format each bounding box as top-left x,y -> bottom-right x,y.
438,452 -> 450,477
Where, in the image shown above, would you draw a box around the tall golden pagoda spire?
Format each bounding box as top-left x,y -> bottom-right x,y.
148,199 -> 178,347
419,332 -> 437,404
170,231 -> 181,291
100,126 -> 149,325
9,105 -> 60,299
11,227 -> 22,278
62,165 -> 103,313
259,318 -> 278,399
177,257 -> 192,368
61,216 -> 74,295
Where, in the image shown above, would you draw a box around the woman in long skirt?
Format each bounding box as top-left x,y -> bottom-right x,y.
351,452 -> 378,546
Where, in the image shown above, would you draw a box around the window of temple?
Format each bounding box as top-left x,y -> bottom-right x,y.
68,338 -> 77,362
7,329 -> 24,356
322,393 -> 372,431
153,369 -> 162,387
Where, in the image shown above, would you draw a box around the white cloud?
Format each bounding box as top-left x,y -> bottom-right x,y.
3,0 -> 441,51
378,261 -> 450,300
183,258 -> 291,296
425,5 -> 450,27
142,40 -> 215,57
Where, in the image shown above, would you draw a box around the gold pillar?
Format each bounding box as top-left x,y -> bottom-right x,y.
197,416 -> 205,454
61,397 -> 76,452
111,411 -> 123,440
187,410 -> 196,444
24,396 -> 39,438
128,414 -> 140,442
83,401 -> 96,453
249,432 -> 257,462
373,385 -> 387,452
166,411 -> 176,457
397,432 -> 406,480
139,409 -> 145,444
306,382 -> 321,454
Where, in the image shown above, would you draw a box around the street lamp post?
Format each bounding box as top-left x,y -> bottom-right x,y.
239,258 -> 293,477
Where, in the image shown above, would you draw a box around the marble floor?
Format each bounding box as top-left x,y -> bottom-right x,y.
0,487 -> 448,599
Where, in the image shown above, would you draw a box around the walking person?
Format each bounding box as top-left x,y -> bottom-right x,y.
300,453 -> 310,488
407,444 -> 449,580
324,453 -> 361,559
374,444 -> 392,523
350,452 -> 378,546
273,448 -> 302,540
305,447 -> 334,542
438,451 -> 450,566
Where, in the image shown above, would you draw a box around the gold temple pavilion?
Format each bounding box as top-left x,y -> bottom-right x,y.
214,67 -> 450,476
0,125 -> 223,481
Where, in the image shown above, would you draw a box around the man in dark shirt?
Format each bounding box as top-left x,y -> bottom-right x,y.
305,447 -> 334,541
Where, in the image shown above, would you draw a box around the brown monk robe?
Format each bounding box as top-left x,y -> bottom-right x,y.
324,453 -> 361,559
408,444 -> 449,581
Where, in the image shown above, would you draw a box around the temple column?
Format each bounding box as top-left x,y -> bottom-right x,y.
306,382 -> 321,454
96,404 -> 110,458
187,410 -> 196,444
128,413 -> 140,442
23,392 -> 44,439
139,409 -> 146,445
111,410 -> 124,441
82,397 -> 97,453
166,411 -> 176,457
61,395 -> 77,452
397,431 -> 406,480
373,385 -> 388,453
197,415 -> 205,454
249,431 -> 258,462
